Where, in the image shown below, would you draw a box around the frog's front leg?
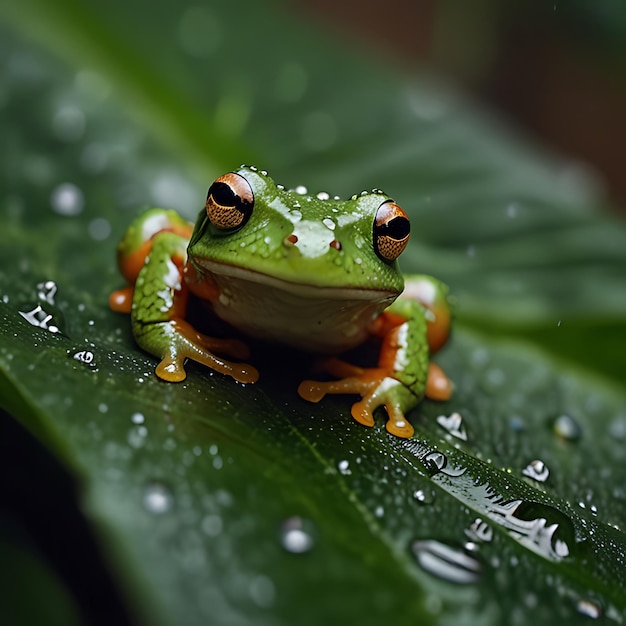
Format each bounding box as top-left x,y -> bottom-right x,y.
298,275 -> 452,438
111,210 -> 258,385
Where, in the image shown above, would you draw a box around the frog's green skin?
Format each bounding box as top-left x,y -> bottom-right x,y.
110,166 -> 452,438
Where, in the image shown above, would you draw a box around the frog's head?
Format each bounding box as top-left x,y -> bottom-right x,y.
187,166 -> 411,351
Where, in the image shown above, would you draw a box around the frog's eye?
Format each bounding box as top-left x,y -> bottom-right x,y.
373,201 -> 410,262
205,172 -> 254,231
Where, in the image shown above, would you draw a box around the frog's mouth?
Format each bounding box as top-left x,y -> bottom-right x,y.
193,259 -> 399,353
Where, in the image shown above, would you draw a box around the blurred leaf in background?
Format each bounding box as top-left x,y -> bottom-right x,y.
1,0 -> 625,625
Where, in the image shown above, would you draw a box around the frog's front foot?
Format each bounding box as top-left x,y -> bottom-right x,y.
298,358 -> 422,438
139,318 -> 259,385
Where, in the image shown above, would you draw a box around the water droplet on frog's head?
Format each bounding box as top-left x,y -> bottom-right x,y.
143,482 -> 173,514
280,516 -> 315,554
411,539 -> 482,584
553,414 -> 582,441
50,182 -> 84,216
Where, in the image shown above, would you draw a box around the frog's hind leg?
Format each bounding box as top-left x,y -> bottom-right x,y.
131,231 -> 258,385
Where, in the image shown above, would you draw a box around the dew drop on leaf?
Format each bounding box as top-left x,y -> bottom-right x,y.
576,598 -> 602,619
131,412 -> 145,425
522,459 -> 550,483
337,459 -> 351,475
50,182 -> 84,216
143,482 -> 173,514
411,539 -> 482,584
413,489 -> 435,505
280,516 -> 315,554
201,514 -> 223,538
553,414 -> 582,441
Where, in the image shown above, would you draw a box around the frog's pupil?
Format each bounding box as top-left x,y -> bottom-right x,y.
381,216 -> 410,240
209,181 -> 237,207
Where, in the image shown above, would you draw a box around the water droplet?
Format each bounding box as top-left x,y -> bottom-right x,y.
484,368 -> 506,389
576,598 -> 602,619
436,412 -> 467,441
374,505 -> 384,518
98,403 -> 108,413
52,104 -> 85,142
280,516 -> 315,554
127,425 -> 148,448
522,459 -> 549,483
608,416 -> 626,440
506,203 -> 518,218
36,280 -> 57,305
51,182 -> 84,216
201,513 -> 223,537
131,412 -> 145,424
412,539 -> 482,584
469,347 -> 490,368
70,349 -> 97,370
143,482 -> 173,514
553,414 -> 582,441
413,489 -> 434,504
88,217 -> 112,240
18,304 -> 62,334
464,518 -> 493,543
337,459 -> 351,475
422,451 -> 466,477
81,142 -> 109,173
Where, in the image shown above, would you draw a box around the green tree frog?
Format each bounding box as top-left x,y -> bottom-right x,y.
110,166 -> 453,438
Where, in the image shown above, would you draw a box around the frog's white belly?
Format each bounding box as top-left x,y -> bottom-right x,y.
197,261 -> 398,353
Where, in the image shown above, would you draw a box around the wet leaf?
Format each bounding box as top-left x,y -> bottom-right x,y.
0,2 -> 625,625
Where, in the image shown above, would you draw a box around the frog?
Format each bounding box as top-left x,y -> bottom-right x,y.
109,166 -> 453,438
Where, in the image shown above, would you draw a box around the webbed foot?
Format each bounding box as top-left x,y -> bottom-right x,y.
141,318 -> 259,384
298,357 -> 420,438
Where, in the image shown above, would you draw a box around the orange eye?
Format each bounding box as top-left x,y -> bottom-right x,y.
205,172 -> 254,230
373,201 -> 410,262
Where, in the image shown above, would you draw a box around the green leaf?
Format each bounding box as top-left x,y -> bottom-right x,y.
1,1 -> 625,625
